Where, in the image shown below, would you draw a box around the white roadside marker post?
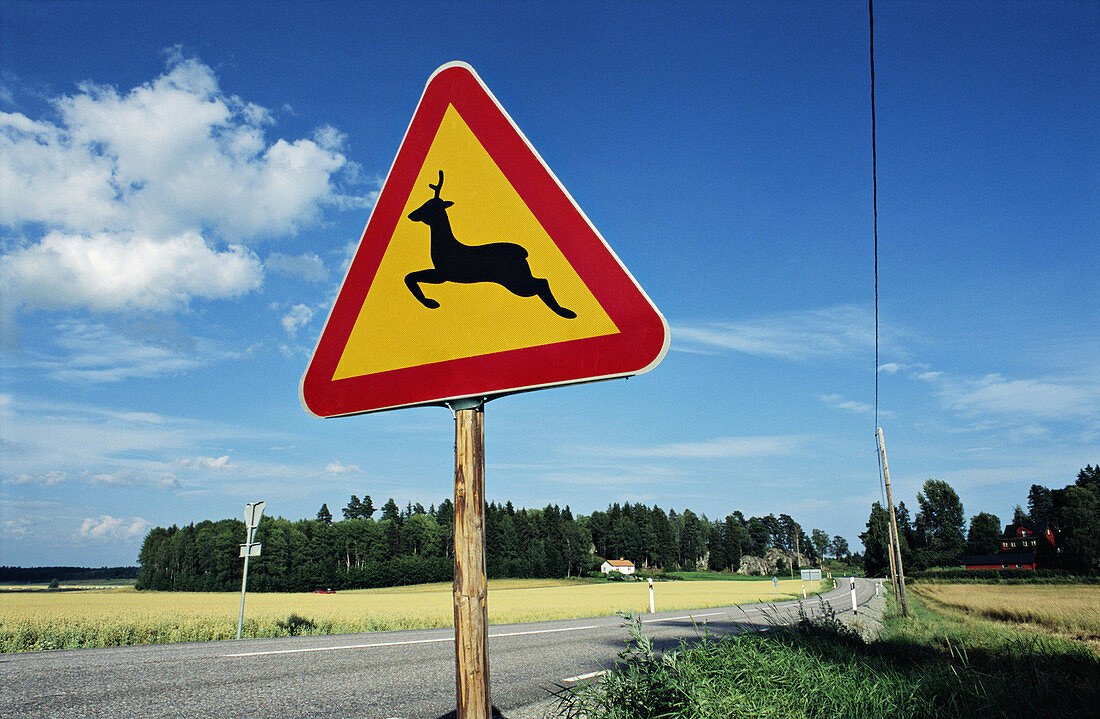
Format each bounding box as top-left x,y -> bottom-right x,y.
850,577 -> 858,614
648,577 -> 655,613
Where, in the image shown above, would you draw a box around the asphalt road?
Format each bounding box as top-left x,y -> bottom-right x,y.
1,578 -> 879,719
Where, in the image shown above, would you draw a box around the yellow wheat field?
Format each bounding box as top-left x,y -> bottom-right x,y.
0,577 -> 811,652
910,583 -> 1100,638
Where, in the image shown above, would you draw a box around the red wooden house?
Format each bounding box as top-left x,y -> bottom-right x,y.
962,522 -> 1057,570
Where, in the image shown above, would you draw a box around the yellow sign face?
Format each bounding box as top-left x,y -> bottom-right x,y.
333,105 -> 620,380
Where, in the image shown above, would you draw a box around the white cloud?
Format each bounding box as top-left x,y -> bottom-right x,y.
583,435 -> 807,459
32,321 -> 239,383
324,460 -> 360,475
77,514 -> 152,540
176,455 -> 234,471
819,394 -> 874,414
673,306 -> 878,361
4,231 -> 263,313
266,252 -> 327,282
89,471 -> 180,488
944,374 -> 1097,420
2,470 -> 67,486
921,371 -> 1099,422
2,517 -> 32,537
0,52 -> 367,317
281,304 -> 315,336
0,396 -> 283,489
0,54 -> 357,238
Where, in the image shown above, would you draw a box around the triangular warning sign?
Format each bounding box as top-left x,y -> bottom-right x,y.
301,62 -> 668,418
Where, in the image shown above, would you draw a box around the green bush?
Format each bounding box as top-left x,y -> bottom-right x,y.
557,599 -> 1100,718
275,613 -> 315,636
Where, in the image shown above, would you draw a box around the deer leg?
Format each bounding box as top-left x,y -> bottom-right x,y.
531,277 -> 576,319
404,269 -> 445,309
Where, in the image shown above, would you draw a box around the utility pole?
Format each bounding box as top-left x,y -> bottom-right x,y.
876,428 -> 908,616
874,427 -> 898,599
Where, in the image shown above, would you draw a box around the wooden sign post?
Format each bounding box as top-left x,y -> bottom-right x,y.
300,63 -> 669,719
453,403 -> 490,717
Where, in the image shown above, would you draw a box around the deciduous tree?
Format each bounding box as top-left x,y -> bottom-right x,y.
965,512 -> 1002,555
915,479 -> 966,566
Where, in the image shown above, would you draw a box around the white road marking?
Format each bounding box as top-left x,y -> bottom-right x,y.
640,610 -> 728,623
490,624 -> 601,638
225,623 -> 602,657
563,670 -> 606,682
226,601 -> 808,658
224,636 -> 452,657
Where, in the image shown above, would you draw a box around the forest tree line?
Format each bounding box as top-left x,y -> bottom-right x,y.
860,465 -> 1100,575
135,496 -> 850,592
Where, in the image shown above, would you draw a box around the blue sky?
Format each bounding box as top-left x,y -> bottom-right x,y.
1,1 -> 1096,567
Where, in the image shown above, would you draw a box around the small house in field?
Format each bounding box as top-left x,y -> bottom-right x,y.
601,559 -> 636,575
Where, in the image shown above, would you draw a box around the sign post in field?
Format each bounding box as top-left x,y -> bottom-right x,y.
300,63 -> 668,718
800,567 -> 821,594
237,500 -> 265,640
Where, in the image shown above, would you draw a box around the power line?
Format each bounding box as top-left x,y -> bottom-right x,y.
870,0 -> 886,508
870,0 -> 879,434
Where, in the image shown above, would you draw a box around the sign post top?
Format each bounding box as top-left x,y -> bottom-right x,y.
244,501 -> 265,529
301,62 -> 668,418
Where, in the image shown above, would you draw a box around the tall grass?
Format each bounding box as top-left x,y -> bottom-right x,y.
910,583 -> 1100,640
560,590 -> 1100,718
0,577 -> 807,653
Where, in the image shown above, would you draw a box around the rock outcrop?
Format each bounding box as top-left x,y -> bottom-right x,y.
737,548 -> 812,576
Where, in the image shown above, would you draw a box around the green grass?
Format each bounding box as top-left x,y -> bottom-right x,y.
558,593 -> 1100,718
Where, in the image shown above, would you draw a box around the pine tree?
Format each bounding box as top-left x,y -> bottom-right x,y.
316,503 -> 333,524
343,495 -> 362,520
1012,505 -> 1029,525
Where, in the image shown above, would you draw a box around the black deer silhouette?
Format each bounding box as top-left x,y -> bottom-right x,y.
404,171 -> 576,319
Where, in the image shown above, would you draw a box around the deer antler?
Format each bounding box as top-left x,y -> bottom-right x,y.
429,170 -> 444,198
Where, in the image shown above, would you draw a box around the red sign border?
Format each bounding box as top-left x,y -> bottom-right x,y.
301,62 -> 669,418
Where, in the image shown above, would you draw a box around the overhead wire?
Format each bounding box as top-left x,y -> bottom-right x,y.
869,0 -> 887,506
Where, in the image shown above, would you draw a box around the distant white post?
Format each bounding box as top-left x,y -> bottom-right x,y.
648,578 -> 655,613
236,501 -> 265,640
849,577 -> 857,614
